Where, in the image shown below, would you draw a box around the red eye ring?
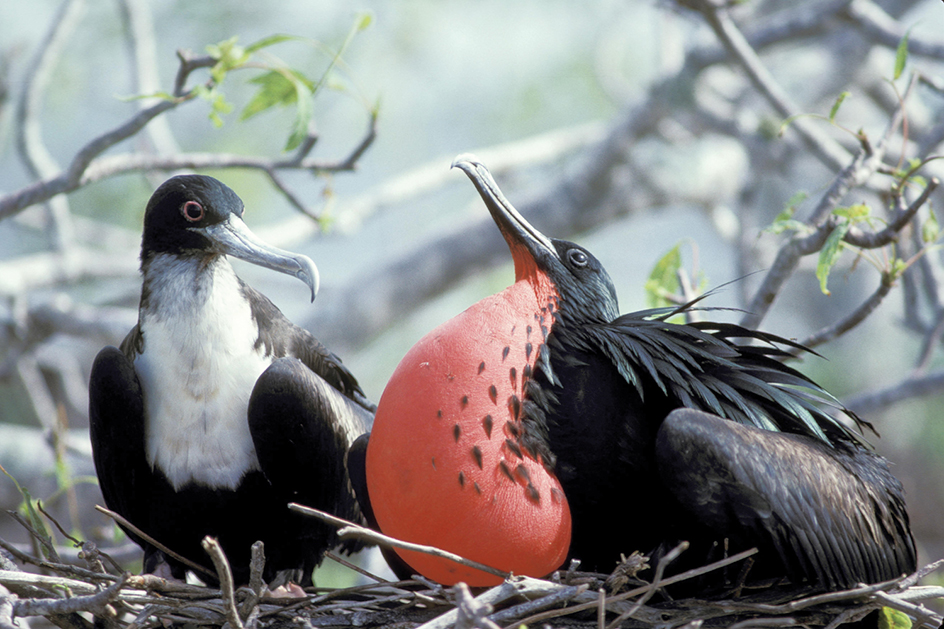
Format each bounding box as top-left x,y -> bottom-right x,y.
181,201 -> 205,222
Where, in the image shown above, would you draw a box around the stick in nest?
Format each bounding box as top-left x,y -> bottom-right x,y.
288,503 -> 509,581
95,505 -> 217,581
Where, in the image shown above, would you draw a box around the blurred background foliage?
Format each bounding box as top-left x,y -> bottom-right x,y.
0,0 -> 942,587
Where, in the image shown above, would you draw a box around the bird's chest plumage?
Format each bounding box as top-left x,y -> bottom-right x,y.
134,257 -> 270,491
366,278 -> 570,585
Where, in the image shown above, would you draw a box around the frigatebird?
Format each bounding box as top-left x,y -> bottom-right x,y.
89,174 -> 373,586
357,156 -> 915,592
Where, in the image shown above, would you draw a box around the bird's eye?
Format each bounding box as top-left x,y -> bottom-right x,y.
181,201 -> 204,222
568,249 -> 588,268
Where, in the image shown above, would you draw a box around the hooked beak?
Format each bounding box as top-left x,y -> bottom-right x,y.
451,154 -> 558,267
199,216 -> 320,302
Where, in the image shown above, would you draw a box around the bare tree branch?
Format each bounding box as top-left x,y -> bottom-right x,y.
693,0 -> 851,172
845,368 -> 944,414
794,274 -> 894,352
14,0 -> 87,251
845,0 -> 944,59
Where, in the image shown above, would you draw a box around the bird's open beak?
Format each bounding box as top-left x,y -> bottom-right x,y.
451,154 -> 559,267
200,216 -> 320,302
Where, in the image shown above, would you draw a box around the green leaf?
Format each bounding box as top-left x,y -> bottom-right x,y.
245,33 -> 298,54
889,257 -> 909,281
784,191 -> 808,211
767,219 -> 809,235
829,91 -> 851,123
894,28 -> 912,80
117,91 -> 177,103
206,36 -> 250,84
879,606 -> 913,629
285,83 -> 314,151
644,243 -> 682,308
240,69 -> 314,121
833,203 -> 870,221
194,84 -> 234,128
922,208 -> 940,243
355,10 -> 374,31
765,193 -> 810,235
1,464 -> 56,560
816,221 -> 852,295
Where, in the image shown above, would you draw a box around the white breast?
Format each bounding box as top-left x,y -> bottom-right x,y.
134,255 -> 272,491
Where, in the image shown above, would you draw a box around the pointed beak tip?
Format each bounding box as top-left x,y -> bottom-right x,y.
296,254 -> 320,304
451,153 -> 481,173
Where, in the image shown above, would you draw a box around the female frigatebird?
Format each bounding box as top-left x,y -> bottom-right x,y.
359,156 -> 915,592
89,175 -> 374,586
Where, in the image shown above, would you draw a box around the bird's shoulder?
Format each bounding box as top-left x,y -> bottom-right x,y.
241,281 -> 373,410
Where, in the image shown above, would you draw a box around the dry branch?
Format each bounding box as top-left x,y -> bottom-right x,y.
288,503 -> 509,581
1,525 -> 942,629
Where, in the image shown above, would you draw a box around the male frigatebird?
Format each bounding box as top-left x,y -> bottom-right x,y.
89,175 -> 374,586
359,156 -> 915,592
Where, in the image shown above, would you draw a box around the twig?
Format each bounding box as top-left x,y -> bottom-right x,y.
606,542 -> 688,629
510,548 -> 758,628
323,552 -> 389,584
14,0 -> 85,251
912,306 -> 944,374
0,585 -> 17,629
720,577 -> 901,614
117,0 -> 180,158
419,577 -> 563,629
597,587 -> 605,629
454,582 -> 500,629
13,573 -> 128,619
288,503 -> 509,581
7,510 -> 60,564
739,76 -> 919,331
792,273 -> 894,352
845,0 -> 944,59
201,537 -> 243,629
845,368 -> 944,414
0,540 -> 43,570
872,590 -> 943,629
489,583 -> 588,627
238,542 -> 265,629
843,176 -> 939,248
895,558 -> 944,590
0,570 -> 98,596
94,505 -> 217,581
693,0 -> 849,172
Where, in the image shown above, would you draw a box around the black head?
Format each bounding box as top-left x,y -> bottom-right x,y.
140,175 -> 319,300
452,156 -> 619,323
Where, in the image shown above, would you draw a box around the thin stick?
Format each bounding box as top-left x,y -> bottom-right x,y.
606,542 -> 688,629
597,587 -> 605,629
324,552 -> 390,584
13,573 -> 128,618
94,505 -> 216,580
490,583 -> 588,628
201,537 -> 243,629
288,503 -> 508,580
511,547 -> 758,628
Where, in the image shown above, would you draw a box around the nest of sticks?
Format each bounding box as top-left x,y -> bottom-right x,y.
1,504 -> 942,629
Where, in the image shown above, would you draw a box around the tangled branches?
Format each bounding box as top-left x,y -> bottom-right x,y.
1,518 -> 942,629
3,506 -> 943,629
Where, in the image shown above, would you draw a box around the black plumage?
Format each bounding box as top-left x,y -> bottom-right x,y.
89,175 -> 373,585
453,156 -> 916,591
